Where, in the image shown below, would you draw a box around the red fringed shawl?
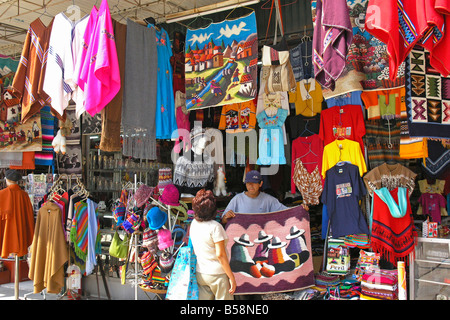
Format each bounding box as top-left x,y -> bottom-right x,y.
371,187 -> 417,266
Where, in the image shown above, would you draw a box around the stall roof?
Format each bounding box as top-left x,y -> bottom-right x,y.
0,0 -> 312,57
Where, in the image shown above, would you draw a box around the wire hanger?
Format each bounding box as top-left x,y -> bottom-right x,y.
37,3 -> 53,20
112,0 -> 126,22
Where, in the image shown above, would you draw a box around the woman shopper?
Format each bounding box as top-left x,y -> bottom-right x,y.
189,189 -> 236,300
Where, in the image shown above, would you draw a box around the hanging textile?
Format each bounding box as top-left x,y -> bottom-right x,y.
185,11 -> 258,110
406,45 -> 450,139
73,5 -> 99,117
100,19 -> 127,152
43,11 -> 90,118
312,0 -> 353,91
11,18 -> 54,123
0,183 -> 35,258
121,19 -> 157,160
28,201 -> 68,294
76,0 -> 121,116
150,23 -> 178,140
34,105 -> 55,166
370,187 -> 416,266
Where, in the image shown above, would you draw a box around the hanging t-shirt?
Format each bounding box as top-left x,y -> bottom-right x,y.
319,104 -> 366,152
321,138 -> 367,179
418,193 -> 446,223
218,100 -> 257,133
321,162 -> 369,238
287,113 -> 321,141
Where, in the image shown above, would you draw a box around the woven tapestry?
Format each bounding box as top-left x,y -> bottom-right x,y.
185,12 -> 258,110
406,45 -> 450,139
225,206 -> 315,294
311,0 -> 405,98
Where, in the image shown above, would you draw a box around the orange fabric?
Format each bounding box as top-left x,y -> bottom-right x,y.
0,184 -> 35,258
11,18 -> 55,123
10,151 -> 35,170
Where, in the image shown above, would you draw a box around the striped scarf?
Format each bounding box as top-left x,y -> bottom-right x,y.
71,201 -> 89,260
34,106 -> 55,166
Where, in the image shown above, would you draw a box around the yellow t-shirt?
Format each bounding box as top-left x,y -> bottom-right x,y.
322,139 -> 367,179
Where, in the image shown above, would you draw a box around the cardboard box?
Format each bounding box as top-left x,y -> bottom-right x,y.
2,260 -> 29,283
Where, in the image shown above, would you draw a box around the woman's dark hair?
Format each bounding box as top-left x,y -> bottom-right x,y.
192,189 -> 217,222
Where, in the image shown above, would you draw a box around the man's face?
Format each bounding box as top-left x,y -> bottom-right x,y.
245,181 -> 262,196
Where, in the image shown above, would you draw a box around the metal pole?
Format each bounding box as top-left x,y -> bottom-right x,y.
14,255 -> 19,300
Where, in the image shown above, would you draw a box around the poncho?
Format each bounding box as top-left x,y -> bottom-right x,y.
28,201 -> 68,294
370,187 -> 416,266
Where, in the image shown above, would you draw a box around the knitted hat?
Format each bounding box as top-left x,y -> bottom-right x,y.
122,213 -> 141,234
134,185 -> 154,207
159,251 -> 175,273
141,251 -> 158,276
157,168 -> 172,193
142,228 -> 158,247
146,206 -> 167,230
157,229 -> 174,250
5,169 -> 21,182
112,202 -> 126,226
171,225 -> 186,246
159,184 -> 180,207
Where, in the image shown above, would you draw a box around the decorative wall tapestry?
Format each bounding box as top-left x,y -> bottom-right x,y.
406,45 -> 450,139
185,12 -> 258,110
57,104 -> 81,175
0,89 -> 42,152
311,0 -> 405,98
225,206 -> 315,294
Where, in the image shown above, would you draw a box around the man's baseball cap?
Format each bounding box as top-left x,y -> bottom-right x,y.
245,170 -> 262,184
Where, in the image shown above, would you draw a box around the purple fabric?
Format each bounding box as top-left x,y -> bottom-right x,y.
313,0 -> 353,90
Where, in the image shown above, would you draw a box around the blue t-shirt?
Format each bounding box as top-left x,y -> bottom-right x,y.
223,191 -> 287,216
321,162 -> 369,238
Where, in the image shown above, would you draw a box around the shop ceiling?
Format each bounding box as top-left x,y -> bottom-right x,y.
0,0 -> 312,57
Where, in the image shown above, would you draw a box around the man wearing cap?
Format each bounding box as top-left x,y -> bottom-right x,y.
221,170 -> 288,224
0,169 -> 35,258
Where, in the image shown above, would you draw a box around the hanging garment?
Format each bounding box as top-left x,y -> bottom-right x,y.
218,101 -> 257,133
418,193 -> 447,223
321,162 -> 369,238
288,78 -> 323,116
287,113 -> 321,141
321,138 -> 367,179
11,18 -> 54,123
43,12 -> 90,118
34,106 -> 56,166
99,19 -> 127,152
319,104 -> 366,153
291,133 -> 324,194
150,24 -> 177,140
0,184 -> 35,258
293,161 -> 323,206
78,0 -> 120,116
312,0 -> 353,90
73,5 -> 99,117
28,201 -> 68,294
289,39 -> 313,82
85,199 -> 101,275
256,108 -> 288,165
121,19 -> 157,160
370,187 -> 416,266
363,163 -> 417,197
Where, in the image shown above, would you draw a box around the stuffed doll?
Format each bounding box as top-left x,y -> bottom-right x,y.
52,129 -> 66,154
214,166 -> 227,197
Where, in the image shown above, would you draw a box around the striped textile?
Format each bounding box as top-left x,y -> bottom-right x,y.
34,106 -> 55,166
71,201 -> 89,260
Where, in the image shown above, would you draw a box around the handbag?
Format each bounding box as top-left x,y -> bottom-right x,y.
109,231 -> 129,259
165,239 -> 199,300
262,37 -> 296,93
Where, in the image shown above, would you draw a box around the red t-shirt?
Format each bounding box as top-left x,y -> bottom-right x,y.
319,104 -> 366,153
